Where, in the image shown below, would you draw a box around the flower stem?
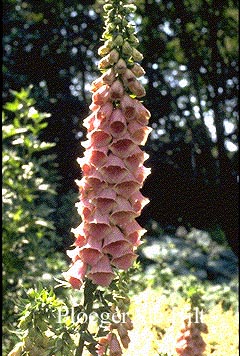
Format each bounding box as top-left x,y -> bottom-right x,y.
75,280 -> 98,356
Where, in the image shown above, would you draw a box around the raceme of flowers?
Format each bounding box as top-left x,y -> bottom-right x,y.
64,1 -> 151,289
175,318 -> 208,356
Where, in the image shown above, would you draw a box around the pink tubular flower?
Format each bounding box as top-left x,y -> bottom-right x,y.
63,260 -> 87,289
65,2 -> 151,288
175,319 -> 208,356
108,333 -> 123,356
87,255 -> 115,287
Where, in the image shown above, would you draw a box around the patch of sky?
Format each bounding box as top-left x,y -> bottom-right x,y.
225,140 -> 238,152
179,65 -> 187,71
203,110 -> 216,141
178,119 -> 186,127
158,21 -> 174,36
60,28 -> 67,36
88,9 -> 98,20
179,79 -> 188,88
190,96 -> 197,104
157,129 -> 166,135
224,120 -> 235,135
71,47 -> 78,55
70,11 -> 78,18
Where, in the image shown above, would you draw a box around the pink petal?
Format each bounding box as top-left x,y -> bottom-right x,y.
129,191 -> 150,214
122,220 -> 147,245
110,80 -> 124,100
120,94 -> 136,120
75,198 -> 94,219
102,226 -> 132,256
108,333 -> 123,356
114,173 -> 141,198
93,188 -> 117,214
74,234 -> 87,247
96,101 -> 114,124
79,248 -> 103,266
134,166 -> 151,184
127,79 -> 146,98
86,146 -> 108,168
83,112 -> 95,131
89,255 -> 112,273
87,171 -> 107,192
110,135 -> 136,158
88,210 -> 110,225
104,240 -> 132,257
109,109 -> 127,138
101,67 -> 116,85
111,252 -> 137,270
110,196 -> 138,225
64,260 -> 87,289
77,157 -> 92,175
124,147 -> 149,171
92,84 -> 111,106
88,255 -> 115,286
66,246 -> 80,263
95,188 -> 117,200
134,100 -> 151,125
88,129 -> 112,148
87,223 -> 111,240
127,121 -> 152,145
88,272 -> 115,287
89,102 -> 100,112
100,154 -> 128,184
90,76 -> 104,92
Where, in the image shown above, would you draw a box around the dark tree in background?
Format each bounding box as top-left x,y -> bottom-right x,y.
2,0 -> 239,253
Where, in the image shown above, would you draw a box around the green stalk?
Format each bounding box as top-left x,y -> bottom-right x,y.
75,280 -> 97,356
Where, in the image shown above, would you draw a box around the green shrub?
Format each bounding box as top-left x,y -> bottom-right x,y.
2,87 -> 62,352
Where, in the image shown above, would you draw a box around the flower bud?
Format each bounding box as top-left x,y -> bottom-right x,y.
129,34 -> 139,46
122,19 -> 128,27
110,80 -> 124,100
108,333 -> 122,356
98,45 -> 111,56
102,67 -> 116,85
98,39 -> 114,56
98,55 -> 112,70
114,58 -> 127,74
123,4 -> 137,12
120,334 -> 131,349
113,34 -> 124,47
127,25 -> 135,35
131,63 -> 146,77
132,48 -> 143,62
103,4 -> 112,11
7,342 -> 24,356
127,80 -> 146,98
105,23 -> 115,32
91,76 -> 104,92
122,68 -> 137,87
122,41 -> 133,56
109,49 -> 120,65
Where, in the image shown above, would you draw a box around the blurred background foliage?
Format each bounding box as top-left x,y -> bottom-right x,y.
2,0 -> 239,354
2,0 -> 239,253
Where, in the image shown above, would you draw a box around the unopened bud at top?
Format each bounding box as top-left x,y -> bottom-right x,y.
122,41 -> 133,56
115,58 -> 127,74
132,48 -> 143,62
123,4 -> 137,13
98,49 -> 119,70
113,34 -> 124,47
129,34 -> 139,46
131,63 -> 146,77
